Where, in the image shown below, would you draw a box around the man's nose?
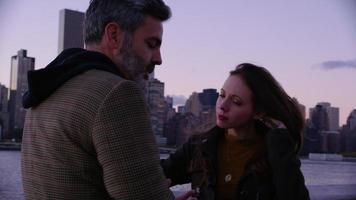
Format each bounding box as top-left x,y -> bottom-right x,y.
152,49 -> 162,65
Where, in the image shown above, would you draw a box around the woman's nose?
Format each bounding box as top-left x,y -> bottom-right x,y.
219,100 -> 229,112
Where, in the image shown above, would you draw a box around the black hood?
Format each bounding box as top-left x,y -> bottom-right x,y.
23,48 -> 123,108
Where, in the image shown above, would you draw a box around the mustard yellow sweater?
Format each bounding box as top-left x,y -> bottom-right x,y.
217,133 -> 266,200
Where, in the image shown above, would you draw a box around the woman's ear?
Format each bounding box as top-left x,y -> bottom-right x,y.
253,111 -> 265,120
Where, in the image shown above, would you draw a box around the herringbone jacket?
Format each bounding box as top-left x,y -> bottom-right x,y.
21,49 -> 174,200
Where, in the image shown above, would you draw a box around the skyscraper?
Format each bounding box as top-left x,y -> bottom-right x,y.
184,92 -> 201,117
147,78 -> 166,137
309,104 -> 329,131
309,102 -> 340,131
185,89 -> 218,117
347,109 -> 356,130
302,104 -> 329,153
343,109 -> 356,152
0,84 -> 8,113
293,97 -> 306,121
164,96 -> 175,122
58,9 -> 85,53
9,50 -> 35,137
0,84 -> 9,140
306,102 -> 341,153
199,89 -> 219,112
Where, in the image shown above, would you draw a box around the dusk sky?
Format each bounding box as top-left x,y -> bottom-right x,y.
0,0 -> 355,124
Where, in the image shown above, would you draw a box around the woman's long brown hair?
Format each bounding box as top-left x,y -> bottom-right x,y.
230,63 -> 305,152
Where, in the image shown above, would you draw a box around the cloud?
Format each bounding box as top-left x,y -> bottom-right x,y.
319,59 -> 356,70
168,95 -> 187,106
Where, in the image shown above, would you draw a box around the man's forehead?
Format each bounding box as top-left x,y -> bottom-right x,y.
134,16 -> 163,38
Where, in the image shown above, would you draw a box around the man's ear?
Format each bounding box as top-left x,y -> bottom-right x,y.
103,22 -> 124,50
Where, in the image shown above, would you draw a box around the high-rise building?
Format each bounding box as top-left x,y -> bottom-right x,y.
199,89 -> 219,112
306,102 -> 341,154
164,96 -> 175,122
9,50 -> 35,137
340,109 -> 356,152
302,104 -> 329,154
165,96 -> 173,108
320,102 -> 339,131
319,131 -> 341,153
0,84 -> 8,113
164,113 -> 180,146
309,104 -> 329,131
177,106 -> 185,114
164,89 -> 218,147
309,102 -> 339,131
184,92 -> 201,117
58,9 -> 85,53
185,89 -> 218,117
293,97 -> 306,121
0,84 -> 9,140
142,72 -> 155,102
147,78 -> 166,137
347,109 -> 356,130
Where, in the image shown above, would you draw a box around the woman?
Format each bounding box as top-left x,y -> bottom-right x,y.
161,63 -> 310,200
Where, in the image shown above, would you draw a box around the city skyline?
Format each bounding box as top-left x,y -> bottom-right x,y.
0,0 -> 355,124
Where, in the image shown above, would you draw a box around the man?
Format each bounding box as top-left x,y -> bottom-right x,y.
21,1 -> 192,199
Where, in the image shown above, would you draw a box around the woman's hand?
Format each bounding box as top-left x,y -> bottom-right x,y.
166,179 -> 198,200
176,190 -> 198,200
256,116 -> 286,129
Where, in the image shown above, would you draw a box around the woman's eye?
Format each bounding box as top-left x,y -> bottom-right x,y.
233,100 -> 242,106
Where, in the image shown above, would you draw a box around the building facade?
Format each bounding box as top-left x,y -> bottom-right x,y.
58,9 -> 85,53
304,103 -> 341,154
0,84 -> 9,140
185,89 -> 218,117
8,50 -> 35,138
309,102 -> 339,131
340,110 -> 356,152
347,109 -> 356,130
147,78 -> 166,138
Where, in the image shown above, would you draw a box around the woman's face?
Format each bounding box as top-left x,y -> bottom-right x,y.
216,75 -> 255,129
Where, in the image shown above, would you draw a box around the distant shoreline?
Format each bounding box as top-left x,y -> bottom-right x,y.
1,146 -> 356,163
0,143 -> 21,151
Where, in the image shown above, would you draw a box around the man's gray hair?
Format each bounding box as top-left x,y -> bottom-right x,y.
84,0 -> 171,45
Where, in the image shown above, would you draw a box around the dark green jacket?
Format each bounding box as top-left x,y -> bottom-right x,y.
161,126 -> 310,200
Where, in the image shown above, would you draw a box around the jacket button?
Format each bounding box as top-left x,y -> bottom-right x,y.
225,174 -> 232,182
240,190 -> 248,196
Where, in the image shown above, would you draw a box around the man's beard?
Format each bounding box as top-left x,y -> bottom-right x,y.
119,36 -> 153,96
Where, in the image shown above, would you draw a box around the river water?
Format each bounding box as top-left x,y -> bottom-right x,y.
1,151 -> 356,200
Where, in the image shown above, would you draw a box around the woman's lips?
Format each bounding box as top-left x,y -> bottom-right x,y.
218,115 -> 228,121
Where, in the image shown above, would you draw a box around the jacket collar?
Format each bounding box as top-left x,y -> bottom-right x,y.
200,126 -> 224,187
22,48 -> 124,108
